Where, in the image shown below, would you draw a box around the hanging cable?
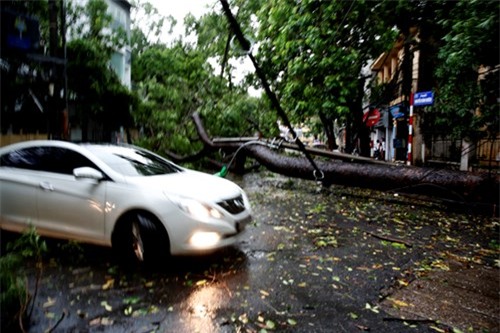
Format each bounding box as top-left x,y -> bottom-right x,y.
219,0 -> 325,181
214,140 -> 276,177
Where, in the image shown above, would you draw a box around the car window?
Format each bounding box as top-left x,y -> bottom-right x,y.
1,146 -> 98,175
1,146 -> 44,170
85,145 -> 183,176
42,147 -> 98,174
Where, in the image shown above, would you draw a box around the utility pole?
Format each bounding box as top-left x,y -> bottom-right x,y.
47,0 -> 62,139
60,0 -> 69,140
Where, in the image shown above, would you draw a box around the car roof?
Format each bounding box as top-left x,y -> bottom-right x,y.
0,140 -> 135,152
0,140 -> 138,181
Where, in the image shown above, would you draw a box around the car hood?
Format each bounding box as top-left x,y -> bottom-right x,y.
125,170 -> 243,202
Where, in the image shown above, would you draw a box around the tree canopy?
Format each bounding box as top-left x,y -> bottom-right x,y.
432,0 -> 499,141
130,0 -> 276,156
254,0 -> 399,153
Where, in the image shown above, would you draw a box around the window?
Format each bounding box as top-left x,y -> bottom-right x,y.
1,147 -> 97,175
85,145 -> 183,177
1,147 -> 43,169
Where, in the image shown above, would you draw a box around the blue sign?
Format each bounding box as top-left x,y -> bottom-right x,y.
414,91 -> 434,106
390,105 -> 405,119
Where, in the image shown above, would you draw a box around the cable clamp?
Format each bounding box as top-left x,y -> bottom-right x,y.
230,35 -> 254,56
313,169 -> 324,181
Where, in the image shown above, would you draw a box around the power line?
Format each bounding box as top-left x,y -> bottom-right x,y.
219,0 -> 325,181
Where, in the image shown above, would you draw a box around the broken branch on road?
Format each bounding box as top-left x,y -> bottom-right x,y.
365,231 -> 414,248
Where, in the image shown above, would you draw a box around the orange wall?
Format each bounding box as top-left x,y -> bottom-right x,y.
0,133 -> 47,147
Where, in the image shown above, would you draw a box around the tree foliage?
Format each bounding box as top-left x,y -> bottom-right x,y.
130,0 -> 277,157
0,226 -> 47,332
431,0 -> 499,141
129,0 -> 176,58
66,0 -> 126,48
132,43 -> 213,153
254,0 -> 398,153
131,40 -> 275,156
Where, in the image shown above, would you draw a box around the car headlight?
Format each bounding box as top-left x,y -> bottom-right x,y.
169,195 -> 222,221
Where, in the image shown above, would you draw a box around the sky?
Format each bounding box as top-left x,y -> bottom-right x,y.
146,0 -> 215,42
148,0 -> 214,20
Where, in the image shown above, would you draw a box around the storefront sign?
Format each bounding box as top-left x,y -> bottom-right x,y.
363,108 -> 381,127
390,105 -> 405,119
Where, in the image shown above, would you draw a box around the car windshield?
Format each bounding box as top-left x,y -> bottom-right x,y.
85,145 -> 183,176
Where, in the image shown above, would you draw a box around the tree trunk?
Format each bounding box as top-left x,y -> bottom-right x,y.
319,111 -> 338,150
354,76 -> 371,157
243,144 -> 496,203
167,112 -> 499,205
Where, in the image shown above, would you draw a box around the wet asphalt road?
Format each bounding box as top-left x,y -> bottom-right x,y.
3,173 -> 499,332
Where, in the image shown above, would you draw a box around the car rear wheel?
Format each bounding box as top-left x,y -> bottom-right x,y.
113,212 -> 170,269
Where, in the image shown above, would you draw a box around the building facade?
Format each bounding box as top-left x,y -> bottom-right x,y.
370,30 -> 423,165
370,30 -> 499,171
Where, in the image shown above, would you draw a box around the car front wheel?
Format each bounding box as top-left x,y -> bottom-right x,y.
113,212 -> 170,269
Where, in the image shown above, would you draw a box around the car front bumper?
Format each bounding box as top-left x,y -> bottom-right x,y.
168,214 -> 252,255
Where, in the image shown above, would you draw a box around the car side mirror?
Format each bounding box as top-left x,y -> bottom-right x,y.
73,167 -> 104,181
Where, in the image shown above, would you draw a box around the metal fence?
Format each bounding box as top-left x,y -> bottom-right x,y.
476,136 -> 500,167
427,134 -> 500,171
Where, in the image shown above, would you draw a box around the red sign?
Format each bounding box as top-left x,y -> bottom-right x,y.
363,108 -> 381,127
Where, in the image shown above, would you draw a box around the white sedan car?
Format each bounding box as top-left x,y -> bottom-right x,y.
0,140 -> 251,264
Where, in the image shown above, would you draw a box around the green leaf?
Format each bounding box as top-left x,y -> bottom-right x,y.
266,320 -> 276,329
100,301 -> 112,312
349,312 -> 359,319
123,296 -> 140,305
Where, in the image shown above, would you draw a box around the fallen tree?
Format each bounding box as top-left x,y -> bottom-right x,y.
165,113 -> 499,207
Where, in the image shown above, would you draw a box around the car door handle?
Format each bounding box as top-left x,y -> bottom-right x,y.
40,182 -> 54,191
